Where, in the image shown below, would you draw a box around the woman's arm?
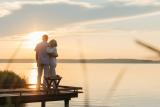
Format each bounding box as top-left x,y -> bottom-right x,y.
47,47 -> 58,57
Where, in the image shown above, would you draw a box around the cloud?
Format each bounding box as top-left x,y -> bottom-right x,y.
0,0 -> 160,36
0,0 -> 100,18
108,0 -> 160,6
45,10 -> 160,40
0,2 -> 21,17
73,11 -> 160,26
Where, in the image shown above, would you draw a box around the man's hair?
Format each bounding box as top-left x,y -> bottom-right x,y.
42,34 -> 48,41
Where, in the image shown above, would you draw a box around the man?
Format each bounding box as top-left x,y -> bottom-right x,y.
35,34 -> 50,90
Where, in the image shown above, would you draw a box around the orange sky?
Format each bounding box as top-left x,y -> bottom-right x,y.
0,30 -> 159,60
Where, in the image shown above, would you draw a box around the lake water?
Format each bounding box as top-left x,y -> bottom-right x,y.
0,63 -> 160,107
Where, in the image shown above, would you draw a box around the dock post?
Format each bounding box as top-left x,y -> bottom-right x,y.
15,99 -> 20,107
15,103 -> 20,107
41,101 -> 46,107
64,99 -> 69,107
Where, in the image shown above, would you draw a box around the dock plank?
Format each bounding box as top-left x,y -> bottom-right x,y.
0,85 -> 82,106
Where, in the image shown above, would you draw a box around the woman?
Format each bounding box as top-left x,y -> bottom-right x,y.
46,39 -> 58,78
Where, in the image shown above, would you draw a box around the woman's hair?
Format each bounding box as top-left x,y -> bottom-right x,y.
49,39 -> 57,47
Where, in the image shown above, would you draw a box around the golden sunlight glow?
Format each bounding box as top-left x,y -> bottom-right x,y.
29,63 -> 37,84
25,31 -> 47,49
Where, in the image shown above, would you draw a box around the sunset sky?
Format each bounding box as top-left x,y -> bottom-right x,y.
0,0 -> 160,59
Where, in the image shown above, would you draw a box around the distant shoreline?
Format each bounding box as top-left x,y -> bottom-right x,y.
0,59 -> 160,64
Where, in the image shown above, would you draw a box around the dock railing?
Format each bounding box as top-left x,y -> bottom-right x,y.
0,84 -> 83,107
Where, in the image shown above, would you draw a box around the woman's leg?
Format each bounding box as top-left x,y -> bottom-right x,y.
50,64 -> 56,77
49,59 -> 56,77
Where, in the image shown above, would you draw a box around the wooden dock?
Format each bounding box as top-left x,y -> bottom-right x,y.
0,85 -> 82,107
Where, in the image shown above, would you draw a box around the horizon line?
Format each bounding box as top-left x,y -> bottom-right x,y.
0,58 -> 159,64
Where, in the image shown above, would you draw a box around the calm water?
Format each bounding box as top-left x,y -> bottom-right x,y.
1,63 -> 160,107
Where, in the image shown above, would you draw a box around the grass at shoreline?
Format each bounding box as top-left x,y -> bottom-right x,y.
0,70 -> 26,89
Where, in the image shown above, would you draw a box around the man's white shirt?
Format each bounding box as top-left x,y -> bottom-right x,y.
35,41 -> 50,65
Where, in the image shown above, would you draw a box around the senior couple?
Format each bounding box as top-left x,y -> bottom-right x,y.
35,34 -> 58,90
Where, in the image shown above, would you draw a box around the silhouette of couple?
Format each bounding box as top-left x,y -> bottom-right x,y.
35,34 -> 58,90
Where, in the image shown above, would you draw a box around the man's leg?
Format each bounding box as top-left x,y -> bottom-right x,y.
37,64 -> 43,90
43,64 -> 49,87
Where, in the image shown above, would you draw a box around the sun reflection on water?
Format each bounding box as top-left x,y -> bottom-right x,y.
28,63 -> 37,85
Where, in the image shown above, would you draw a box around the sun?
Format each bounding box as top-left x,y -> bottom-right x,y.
25,31 -> 47,49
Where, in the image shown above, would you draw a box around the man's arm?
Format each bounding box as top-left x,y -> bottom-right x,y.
36,52 -> 38,61
35,44 -> 39,62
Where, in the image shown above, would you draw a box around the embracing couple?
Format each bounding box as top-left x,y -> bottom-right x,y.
34,34 -> 58,90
